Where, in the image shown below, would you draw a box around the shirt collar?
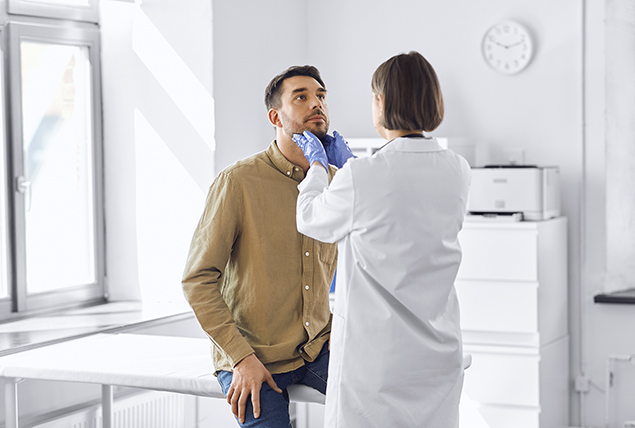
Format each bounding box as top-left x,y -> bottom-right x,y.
266,141 -> 306,182
379,136 -> 444,153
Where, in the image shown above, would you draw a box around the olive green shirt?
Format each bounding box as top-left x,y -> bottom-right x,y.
182,141 -> 337,375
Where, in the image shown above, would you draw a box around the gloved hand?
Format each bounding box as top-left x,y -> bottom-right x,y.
293,131 -> 329,170
323,130 -> 356,168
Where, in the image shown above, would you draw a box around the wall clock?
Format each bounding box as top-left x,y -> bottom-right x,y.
482,21 -> 534,74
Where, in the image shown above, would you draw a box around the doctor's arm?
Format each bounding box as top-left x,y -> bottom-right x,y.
296,161 -> 356,243
294,131 -> 355,242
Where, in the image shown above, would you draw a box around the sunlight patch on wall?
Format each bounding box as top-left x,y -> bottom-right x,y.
134,108 -> 205,306
132,6 -> 215,152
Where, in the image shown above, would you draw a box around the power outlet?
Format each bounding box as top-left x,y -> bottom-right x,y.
574,375 -> 590,392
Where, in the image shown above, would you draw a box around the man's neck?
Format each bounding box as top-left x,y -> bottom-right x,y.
277,133 -> 310,173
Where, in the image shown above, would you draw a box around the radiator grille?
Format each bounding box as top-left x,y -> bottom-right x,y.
34,391 -> 185,428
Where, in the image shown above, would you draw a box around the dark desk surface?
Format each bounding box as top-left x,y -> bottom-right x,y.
594,288 -> 635,304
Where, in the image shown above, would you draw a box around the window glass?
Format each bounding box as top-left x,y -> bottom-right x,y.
0,126 -> 8,300
20,41 -> 96,294
30,0 -> 90,5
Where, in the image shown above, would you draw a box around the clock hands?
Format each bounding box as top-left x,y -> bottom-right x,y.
506,40 -> 525,48
492,40 -> 525,49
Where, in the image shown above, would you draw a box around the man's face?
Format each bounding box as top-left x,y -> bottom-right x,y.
276,75 -> 329,140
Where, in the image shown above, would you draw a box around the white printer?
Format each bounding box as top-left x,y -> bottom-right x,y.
467,166 -> 560,221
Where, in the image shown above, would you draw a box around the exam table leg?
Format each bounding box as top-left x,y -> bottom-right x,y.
102,384 -> 113,428
5,378 -> 20,428
295,402 -> 309,428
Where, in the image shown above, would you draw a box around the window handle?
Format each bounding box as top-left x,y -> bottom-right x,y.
16,176 -> 32,211
16,176 -> 30,193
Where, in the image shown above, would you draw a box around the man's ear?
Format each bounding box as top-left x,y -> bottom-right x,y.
268,108 -> 282,128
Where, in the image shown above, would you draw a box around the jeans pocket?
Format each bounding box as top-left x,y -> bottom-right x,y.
217,370 -> 232,397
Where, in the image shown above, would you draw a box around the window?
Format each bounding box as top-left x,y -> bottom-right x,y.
4,22 -> 104,314
7,0 -> 98,23
0,63 -> 9,301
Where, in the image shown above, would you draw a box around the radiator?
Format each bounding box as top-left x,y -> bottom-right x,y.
33,391 -> 186,428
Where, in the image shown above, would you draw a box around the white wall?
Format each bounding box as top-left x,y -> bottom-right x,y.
100,0 -> 214,306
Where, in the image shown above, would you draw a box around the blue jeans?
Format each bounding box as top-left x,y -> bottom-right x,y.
217,342 -> 329,427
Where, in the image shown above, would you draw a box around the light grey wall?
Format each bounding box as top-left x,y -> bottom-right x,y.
212,0 -> 307,172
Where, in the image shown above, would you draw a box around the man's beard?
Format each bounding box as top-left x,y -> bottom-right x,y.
281,110 -> 329,141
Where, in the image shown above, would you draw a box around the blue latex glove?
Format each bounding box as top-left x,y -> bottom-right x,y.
323,130 -> 356,168
292,131 -> 329,170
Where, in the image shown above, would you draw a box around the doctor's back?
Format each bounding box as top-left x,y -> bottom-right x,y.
326,139 -> 470,427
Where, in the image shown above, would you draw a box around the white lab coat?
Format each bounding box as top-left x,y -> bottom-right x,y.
296,137 -> 470,428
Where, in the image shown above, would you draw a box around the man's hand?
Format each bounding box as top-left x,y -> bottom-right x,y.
226,354 -> 282,423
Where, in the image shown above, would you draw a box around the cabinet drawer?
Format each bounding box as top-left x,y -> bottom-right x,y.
456,280 -> 538,334
457,228 -> 538,281
462,346 -> 539,407
460,401 -> 540,428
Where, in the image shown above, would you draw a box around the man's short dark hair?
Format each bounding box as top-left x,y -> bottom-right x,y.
371,51 -> 444,132
265,65 -> 326,110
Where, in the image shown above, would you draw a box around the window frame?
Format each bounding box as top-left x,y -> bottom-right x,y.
6,22 -> 105,314
0,47 -> 11,315
6,0 -> 99,23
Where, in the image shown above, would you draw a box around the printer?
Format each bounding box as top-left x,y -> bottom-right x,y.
467,166 -> 560,221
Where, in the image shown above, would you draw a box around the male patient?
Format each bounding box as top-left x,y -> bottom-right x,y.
182,65 -> 337,427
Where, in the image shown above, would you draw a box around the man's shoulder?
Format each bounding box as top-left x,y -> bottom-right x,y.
220,149 -> 271,179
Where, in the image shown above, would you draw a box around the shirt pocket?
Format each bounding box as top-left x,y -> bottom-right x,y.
318,241 -> 337,264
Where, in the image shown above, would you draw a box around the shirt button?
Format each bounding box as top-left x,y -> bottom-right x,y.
305,285 -> 310,290
286,171 -> 291,175
294,167 -> 299,171
305,252 -> 310,256
305,321 -> 310,326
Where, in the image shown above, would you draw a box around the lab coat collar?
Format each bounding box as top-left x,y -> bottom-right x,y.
379,136 -> 444,153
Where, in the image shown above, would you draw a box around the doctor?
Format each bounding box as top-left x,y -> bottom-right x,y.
293,51 -> 470,427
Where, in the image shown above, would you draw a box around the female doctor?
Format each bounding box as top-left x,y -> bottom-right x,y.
293,51 -> 470,427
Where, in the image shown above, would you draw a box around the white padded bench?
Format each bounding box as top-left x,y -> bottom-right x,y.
0,333 -> 325,428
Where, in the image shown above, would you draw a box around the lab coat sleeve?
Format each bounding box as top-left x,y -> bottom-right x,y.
182,172 -> 254,368
297,163 -> 355,243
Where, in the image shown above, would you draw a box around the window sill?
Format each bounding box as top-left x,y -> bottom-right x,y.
594,288 -> 635,304
0,301 -> 193,356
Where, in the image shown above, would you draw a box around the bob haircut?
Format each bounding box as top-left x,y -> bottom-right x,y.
265,65 -> 326,110
371,51 -> 444,132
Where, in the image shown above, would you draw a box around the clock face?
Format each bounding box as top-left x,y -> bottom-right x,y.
482,21 -> 533,74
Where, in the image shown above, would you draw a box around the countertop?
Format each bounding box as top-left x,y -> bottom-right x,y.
0,301 -> 193,356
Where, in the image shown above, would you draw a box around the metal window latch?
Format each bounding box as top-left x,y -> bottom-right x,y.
16,176 -> 30,194
16,176 -> 32,211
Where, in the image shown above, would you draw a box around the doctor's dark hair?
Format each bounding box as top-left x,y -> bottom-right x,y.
371,51 -> 444,132
265,65 -> 326,110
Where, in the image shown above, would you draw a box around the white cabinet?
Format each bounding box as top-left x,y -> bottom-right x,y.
456,217 -> 568,428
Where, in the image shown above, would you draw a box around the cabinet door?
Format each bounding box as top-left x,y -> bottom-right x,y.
457,228 -> 538,281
